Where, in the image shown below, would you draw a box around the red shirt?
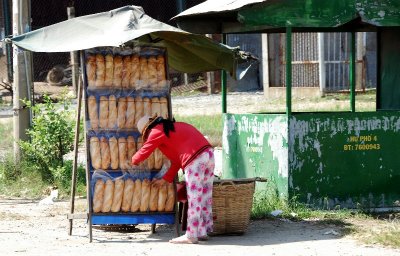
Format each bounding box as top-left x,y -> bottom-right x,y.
131,122 -> 211,183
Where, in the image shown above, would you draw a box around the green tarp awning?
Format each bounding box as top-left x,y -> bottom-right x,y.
10,5 -> 253,78
239,0 -> 400,28
174,0 -> 400,34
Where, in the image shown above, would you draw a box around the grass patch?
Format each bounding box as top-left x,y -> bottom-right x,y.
366,227 -> 400,248
251,189 -> 368,221
175,114 -> 222,147
0,118 -> 13,152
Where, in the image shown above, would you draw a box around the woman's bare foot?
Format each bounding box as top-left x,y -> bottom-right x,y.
169,235 -> 198,244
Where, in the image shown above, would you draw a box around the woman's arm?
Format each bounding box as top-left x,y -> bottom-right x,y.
131,128 -> 165,165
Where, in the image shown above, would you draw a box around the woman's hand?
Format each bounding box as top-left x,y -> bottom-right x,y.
152,178 -> 168,189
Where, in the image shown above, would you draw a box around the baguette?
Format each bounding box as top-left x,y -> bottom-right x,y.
117,97 -> 127,129
95,54 -> 105,87
130,55 -> 140,88
131,179 -> 142,212
125,96 -> 136,129
99,96 -> 109,129
101,179 -> 114,213
88,95 -> 99,129
89,137 -> 101,170
121,55 -> 132,88
157,183 -> 167,212
104,54 -> 114,86
139,57 -> 149,89
134,96 -> 144,129
127,136 -> 136,165
118,137 -> 128,169
92,179 -> 104,213
121,178 -> 134,212
148,56 -> 158,88
108,95 -> 118,129
165,182 -> 175,211
111,177 -> 124,212
86,54 -> 96,87
109,136 -> 119,170
100,137 -> 111,170
140,179 -> 151,212
113,55 -> 123,87
156,55 -> 167,88
149,180 -> 159,211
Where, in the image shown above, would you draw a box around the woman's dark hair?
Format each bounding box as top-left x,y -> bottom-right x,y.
147,117 -> 175,137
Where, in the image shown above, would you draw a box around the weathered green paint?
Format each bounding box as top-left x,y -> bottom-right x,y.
222,114 -> 289,197
223,112 -> 400,209
239,0 -> 400,28
222,34 -> 227,114
289,112 -> 400,208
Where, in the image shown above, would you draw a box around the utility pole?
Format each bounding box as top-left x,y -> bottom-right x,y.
12,0 -> 33,161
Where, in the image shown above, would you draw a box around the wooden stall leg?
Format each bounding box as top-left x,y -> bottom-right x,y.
151,224 -> 156,234
182,202 -> 188,231
88,213 -> 93,242
174,179 -> 181,237
68,74 -> 83,236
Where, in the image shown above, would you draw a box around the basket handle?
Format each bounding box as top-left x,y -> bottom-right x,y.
217,181 -> 236,187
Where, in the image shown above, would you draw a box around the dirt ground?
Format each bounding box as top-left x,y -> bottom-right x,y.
1,90 -> 397,256
0,197 -> 399,256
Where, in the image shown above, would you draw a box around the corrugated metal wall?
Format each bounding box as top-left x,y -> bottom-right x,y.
268,32 -> 376,91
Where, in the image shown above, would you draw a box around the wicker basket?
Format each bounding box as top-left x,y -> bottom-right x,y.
211,180 -> 255,235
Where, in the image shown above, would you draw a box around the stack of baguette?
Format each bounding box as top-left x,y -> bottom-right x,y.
92,177 -> 175,213
86,53 -> 167,89
88,95 -> 169,130
89,135 -> 165,170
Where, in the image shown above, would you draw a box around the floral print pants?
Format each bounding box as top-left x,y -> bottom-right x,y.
184,147 -> 215,239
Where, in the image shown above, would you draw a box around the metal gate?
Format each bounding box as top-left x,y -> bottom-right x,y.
268,32 -> 371,91
324,32 -> 351,92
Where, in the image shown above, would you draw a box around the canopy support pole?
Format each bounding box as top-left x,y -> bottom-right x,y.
222,34 -> 227,113
350,32 -> 356,112
68,73 -> 83,236
286,27 -> 292,115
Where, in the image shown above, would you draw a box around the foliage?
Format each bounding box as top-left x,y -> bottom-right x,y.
50,160 -> 86,193
19,94 -> 75,182
0,153 -> 46,198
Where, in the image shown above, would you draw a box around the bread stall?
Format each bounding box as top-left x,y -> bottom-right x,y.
10,5 -> 252,242
84,45 -> 177,233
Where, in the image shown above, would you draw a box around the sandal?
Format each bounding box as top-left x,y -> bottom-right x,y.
198,236 -> 209,241
169,235 -> 198,244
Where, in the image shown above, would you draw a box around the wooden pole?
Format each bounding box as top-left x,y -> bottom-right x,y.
318,33 -> 326,96
68,75 -> 83,236
12,0 -> 32,162
221,34 -> 227,113
67,7 -> 79,97
79,51 -> 93,242
285,27 -> 292,115
261,33 -> 270,98
350,32 -> 356,112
